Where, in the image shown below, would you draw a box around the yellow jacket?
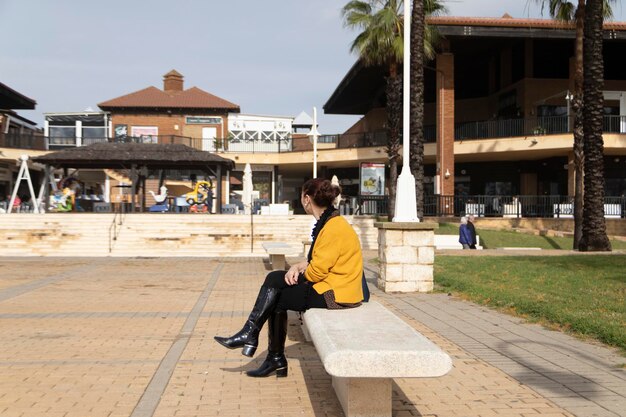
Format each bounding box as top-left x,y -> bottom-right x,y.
304,216 -> 363,303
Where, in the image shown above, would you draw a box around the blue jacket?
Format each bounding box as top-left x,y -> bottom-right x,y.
459,224 -> 472,245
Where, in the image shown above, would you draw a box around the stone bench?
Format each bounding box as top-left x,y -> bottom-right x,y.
302,239 -> 312,256
302,301 -> 452,417
261,242 -> 301,270
435,234 -> 482,250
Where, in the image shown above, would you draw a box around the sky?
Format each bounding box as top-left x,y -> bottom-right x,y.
1,0 -> 625,134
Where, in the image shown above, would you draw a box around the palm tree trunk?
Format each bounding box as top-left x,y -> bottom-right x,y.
410,0 -> 425,220
572,0 -> 584,250
386,63 -> 401,220
579,0 -> 611,251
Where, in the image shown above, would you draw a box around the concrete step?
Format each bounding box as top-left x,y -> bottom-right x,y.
0,214 -> 378,257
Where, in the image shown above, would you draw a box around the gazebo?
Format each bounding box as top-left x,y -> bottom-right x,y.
32,142 -> 235,213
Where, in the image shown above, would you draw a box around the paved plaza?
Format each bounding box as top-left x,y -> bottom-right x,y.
0,256 -> 623,417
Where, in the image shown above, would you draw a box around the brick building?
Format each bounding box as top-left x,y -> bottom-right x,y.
99,70 -> 240,152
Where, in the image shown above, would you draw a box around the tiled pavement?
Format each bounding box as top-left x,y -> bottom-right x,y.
0,257 -> 623,417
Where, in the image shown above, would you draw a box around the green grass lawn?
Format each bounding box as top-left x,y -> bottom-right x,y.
435,222 -> 626,250
435,255 -> 626,353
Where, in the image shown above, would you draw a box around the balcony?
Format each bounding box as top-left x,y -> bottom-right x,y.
2,115 -> 624,153
455,115 -> 626,141
46,135 -> 203,150
0,132 -> 47,150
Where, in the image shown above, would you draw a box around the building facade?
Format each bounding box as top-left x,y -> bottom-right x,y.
4,17 -> 625,218
321,16 -> 626,216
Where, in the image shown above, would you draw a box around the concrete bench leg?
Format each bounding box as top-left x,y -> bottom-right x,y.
301,320 -> 312,342
269,254 -> 286,270
332,376 -> 391,417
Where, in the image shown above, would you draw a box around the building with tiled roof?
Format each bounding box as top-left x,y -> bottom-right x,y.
97,70 -> 240,151
98,71 -> 239,111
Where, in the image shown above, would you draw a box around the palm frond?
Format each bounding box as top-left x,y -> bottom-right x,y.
534,0 -> 615,22
550,0 -> 575,21
603,0 -> 615,20
343,0 -> 446,70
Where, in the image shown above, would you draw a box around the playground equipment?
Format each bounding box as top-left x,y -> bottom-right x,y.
47,177 -> 82,212
49,188 -> 74,212
7,155 -> 39,214
148,185 -> 169,212
183,181 -> 213,206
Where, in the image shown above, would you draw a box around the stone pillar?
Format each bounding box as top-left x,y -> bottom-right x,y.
500,46 -> 512,88
436,53 -> 455,203
375,222 -> 438,293
524,39 -> 534,78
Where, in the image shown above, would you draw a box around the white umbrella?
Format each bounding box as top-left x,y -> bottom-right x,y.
331,175 -> 341,208
242,163 -> 253,215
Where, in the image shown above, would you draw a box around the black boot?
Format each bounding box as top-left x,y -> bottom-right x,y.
247,309 -> 288,378
214,286 -> 280,357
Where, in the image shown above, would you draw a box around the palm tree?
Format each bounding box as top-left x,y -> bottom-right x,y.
579,0 -> 611,251
343,0 -> 443,219
343,0 -> 404,220
410,0 -> 445,220
536,0 -> 613,249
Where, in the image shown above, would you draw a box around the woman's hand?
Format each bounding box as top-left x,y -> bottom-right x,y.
285,261 -> 308,286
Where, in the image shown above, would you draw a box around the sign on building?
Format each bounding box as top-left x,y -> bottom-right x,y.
359,162 -> 385,196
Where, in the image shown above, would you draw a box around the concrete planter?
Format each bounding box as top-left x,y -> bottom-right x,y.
374,222 -> 438,293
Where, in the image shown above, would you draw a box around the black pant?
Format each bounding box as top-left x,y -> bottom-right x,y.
263,270 -> 327,312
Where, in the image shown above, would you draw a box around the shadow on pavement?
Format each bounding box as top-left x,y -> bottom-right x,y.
496,338 -> 608,399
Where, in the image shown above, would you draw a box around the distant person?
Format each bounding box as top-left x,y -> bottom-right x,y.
467,214 -> 477,249
205,187 -> 214,214
459,216 -> 472,249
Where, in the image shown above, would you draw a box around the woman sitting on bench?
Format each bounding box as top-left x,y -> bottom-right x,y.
214,178 -> 364,378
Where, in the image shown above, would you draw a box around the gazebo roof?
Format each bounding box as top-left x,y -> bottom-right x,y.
32,142 -> 235,170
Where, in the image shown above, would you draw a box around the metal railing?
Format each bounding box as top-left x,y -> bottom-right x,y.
217,138 -> 292,153
108,203 -> 126,253
355,195 -> 389,215
456,115 -> 626,140
47,137 -> 110,148
3,115 -> 624,153
347,194 -> 626,218
604,115 -> 626,133
0,132 -> 46,150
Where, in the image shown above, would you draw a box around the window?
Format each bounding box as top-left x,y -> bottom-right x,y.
82,127 -> 107,138
49,126 -> 75,138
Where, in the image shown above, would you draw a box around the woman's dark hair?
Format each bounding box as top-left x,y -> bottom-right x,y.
302,178 -> 341,208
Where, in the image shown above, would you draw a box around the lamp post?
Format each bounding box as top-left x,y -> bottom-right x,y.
565,90 -> 573,131
308,107 -> 320,178
393,0 -> 419,222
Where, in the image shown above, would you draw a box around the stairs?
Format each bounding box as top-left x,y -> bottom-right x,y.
112,214 -> 315,257
0,214 -> 115,256
0,214 -> 378,257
